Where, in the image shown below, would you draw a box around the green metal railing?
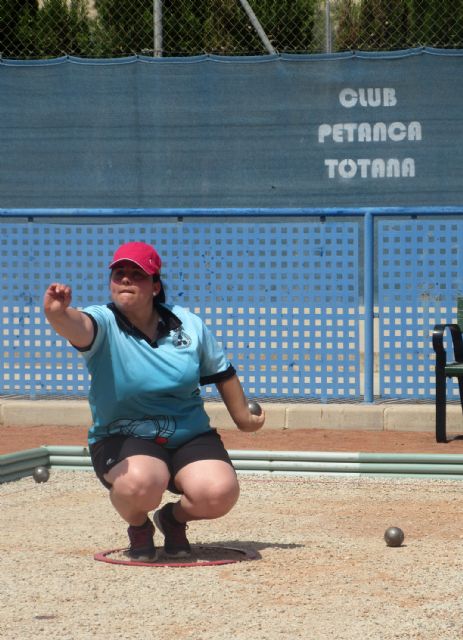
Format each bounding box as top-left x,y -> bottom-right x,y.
3,445 -> 463,483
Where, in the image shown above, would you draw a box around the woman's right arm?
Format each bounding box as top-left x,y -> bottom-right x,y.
43,283 -> 95,349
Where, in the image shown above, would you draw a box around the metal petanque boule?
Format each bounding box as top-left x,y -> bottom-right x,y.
247,400 -> 262,416
384,526 -> 405,547
33,466 -> 50,483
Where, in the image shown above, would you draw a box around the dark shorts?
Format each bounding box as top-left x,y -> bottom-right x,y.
89,429 -> 234,493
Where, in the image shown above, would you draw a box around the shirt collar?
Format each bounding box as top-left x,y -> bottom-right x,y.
107,301 -> 181,344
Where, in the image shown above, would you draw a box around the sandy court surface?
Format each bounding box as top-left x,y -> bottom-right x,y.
3,424 -> 463,638
2,470 -> 463,639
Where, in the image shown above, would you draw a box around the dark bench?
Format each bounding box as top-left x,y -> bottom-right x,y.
432,323 -> 463,442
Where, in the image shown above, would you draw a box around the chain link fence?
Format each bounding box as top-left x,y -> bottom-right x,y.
1,0 -> 463,59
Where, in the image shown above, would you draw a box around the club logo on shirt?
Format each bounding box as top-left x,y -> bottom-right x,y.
171,328 -> 192,349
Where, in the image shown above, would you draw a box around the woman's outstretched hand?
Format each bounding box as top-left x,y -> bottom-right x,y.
43,283 -> 72,317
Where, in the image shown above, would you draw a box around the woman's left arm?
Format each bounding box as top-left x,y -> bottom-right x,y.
216,375 -> 265,432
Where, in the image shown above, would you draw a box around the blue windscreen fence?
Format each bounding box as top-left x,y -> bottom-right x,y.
378,218 -> 463,400
1,208 -> 463,402
1,48 -> 463,209
0,214 -> 361,400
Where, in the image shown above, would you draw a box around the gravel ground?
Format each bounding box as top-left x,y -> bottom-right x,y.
2,471 -> 463,639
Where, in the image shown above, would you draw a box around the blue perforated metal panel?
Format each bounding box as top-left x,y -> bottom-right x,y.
378,219 -> 461,399
1,220 -> 361,399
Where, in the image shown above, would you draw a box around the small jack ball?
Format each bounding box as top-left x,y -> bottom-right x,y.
33,466 -> 50,483
248,400 -> 262,416
384,526 -> 404,547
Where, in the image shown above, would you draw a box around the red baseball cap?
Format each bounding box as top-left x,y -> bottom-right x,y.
109,242 -> 162,275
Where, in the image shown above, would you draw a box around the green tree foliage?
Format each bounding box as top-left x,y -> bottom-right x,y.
336,0 -> 463,51
161,0 -> 317,55
408,0 -> 463,48
199,0 -> 261,55
94,0 -> 317,56
93,0 -> 153,56
337,0 -> 410,51
34,0 -> 93,57
334,0 -> 361,51
1,0 -> 463,59
0,0 -> 38,57
1,0 -> 93,58
160,0 -> 263,55
254,0 -> 317,53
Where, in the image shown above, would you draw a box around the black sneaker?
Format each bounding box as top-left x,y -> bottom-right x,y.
127,518 -> 157,561
153,503 -> 191,558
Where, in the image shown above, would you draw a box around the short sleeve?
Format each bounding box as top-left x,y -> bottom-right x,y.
77,305 -> 110,360
198,319 -> 235,384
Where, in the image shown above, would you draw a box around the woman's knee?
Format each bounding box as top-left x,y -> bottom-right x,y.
106,456 -> 169,500
186,476 -> 240,517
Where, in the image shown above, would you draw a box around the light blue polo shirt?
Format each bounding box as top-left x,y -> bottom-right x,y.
78,302 -> 235,447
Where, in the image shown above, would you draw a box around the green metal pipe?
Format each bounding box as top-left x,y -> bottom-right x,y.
48,455 -> 92,466
0,447 -> 48,463
0,456 -> 49,476
45,457 -> 463,475
3,446 -> 463,483
239,470 -> 463,481
46,446 -> 90,456
233,460 -> 361,472
232,460 -> 463,474
50,466 -> 94,471
1,470 -> 37,483
228,450 -> 361,462
42,446 -> 463,466
358,452 -> 463,464
357,462 -> 463,475
230,450 -> 463,464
